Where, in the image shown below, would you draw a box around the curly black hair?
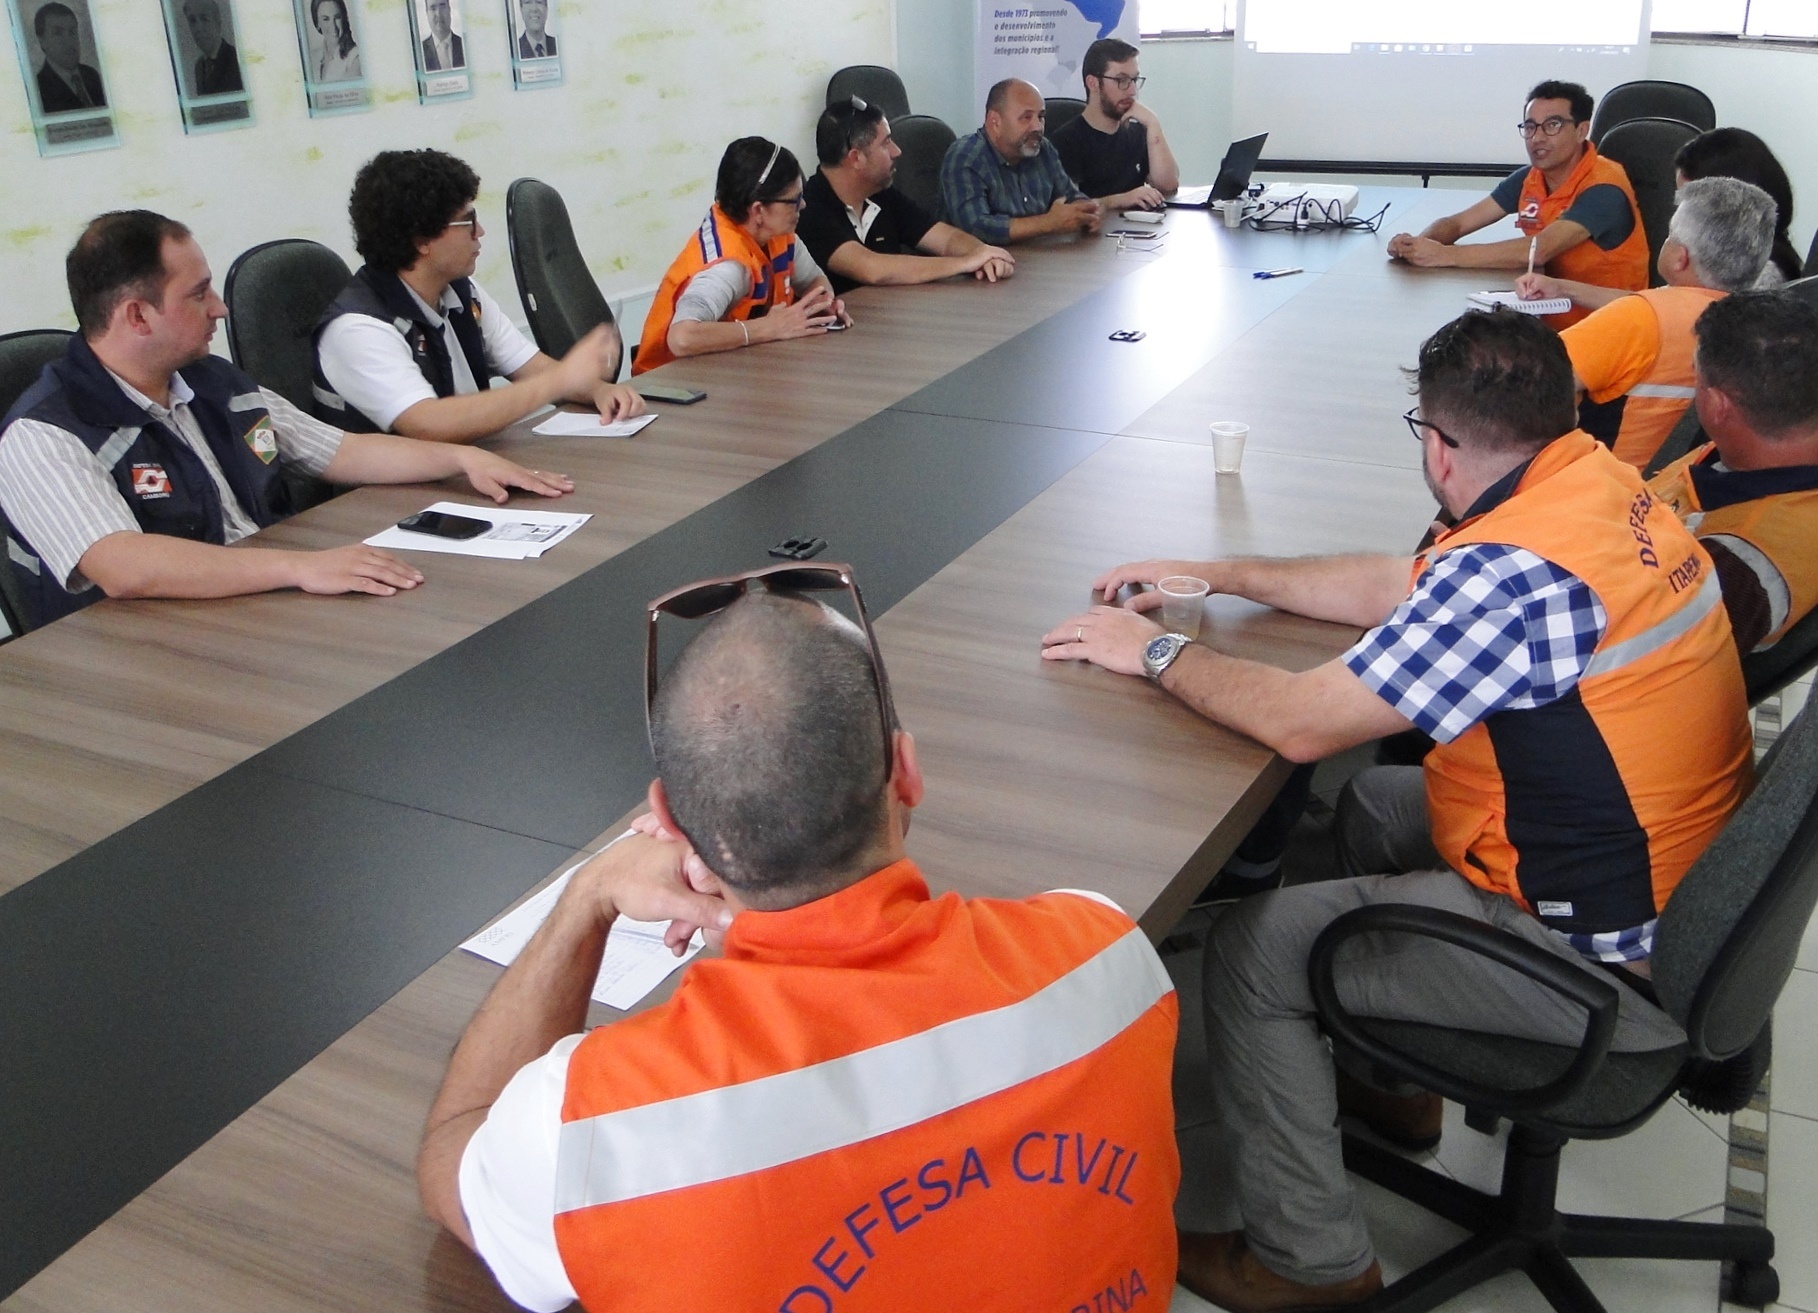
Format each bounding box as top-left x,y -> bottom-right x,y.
348,148 -> 479,274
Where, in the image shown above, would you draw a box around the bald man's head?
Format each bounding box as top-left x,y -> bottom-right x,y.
985,78 -> 1047,160
650,593 -> 898,906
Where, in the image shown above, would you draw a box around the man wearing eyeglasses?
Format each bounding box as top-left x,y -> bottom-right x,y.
1049,39 -> 1180,214
1044,308 -> 1747,1312
419,574 -> 1183,1311
314,148 -> 642,443
1388,81 -> 1648,326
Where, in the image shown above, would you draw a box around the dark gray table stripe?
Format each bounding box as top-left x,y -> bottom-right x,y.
0,242 -> 1319,1293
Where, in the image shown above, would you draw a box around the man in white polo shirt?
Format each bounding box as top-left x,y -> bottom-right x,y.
314,148 -> 643,444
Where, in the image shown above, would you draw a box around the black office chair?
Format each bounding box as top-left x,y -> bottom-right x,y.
1785,272 -> 1818,309
1597,117 -> 1703,287
0,328 -> 72,423
506,177 -> 621,364
1745,609 -> 1818,706
891,113 -> 958,223
1589,80 -> 1715,145
0,503 -> 32,640
1805,230 -> 1817,279
1045,96 -> 1087,134
1308,702 -> 1818,1313
222,238 -> 352,514
826,65 -> 910,120
1638,403 -> 1706,480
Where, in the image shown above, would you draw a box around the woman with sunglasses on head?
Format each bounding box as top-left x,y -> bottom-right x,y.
635,137 -> 853,374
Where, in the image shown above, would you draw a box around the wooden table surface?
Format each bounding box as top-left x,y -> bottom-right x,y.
2,187 -> 1507,1310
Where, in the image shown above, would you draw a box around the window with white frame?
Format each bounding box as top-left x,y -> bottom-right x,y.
1653,0 -> 1818,37
1139,0 -> 1233,37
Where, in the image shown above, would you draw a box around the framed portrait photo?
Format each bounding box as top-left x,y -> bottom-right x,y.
293,0 -> 371,116
7,0 -> 118,155
407,0 -> 472,102
505,0 -> 561,89
159,0 -> 253,132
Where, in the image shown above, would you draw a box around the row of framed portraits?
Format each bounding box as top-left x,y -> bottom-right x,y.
4,0 -> 564,156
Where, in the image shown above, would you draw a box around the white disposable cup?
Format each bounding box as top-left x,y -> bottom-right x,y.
1210,421 -> 1249,474
1221,199 -> 1244,229
1157,576 -> 1210,640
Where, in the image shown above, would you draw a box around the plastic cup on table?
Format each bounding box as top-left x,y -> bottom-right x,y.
1157,576 -> 1210,640
1210,421 -> 1249,474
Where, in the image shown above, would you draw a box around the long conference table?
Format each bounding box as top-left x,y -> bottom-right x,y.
0,186 -> 1512,1310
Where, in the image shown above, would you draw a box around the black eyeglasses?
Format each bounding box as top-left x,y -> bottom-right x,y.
1100,73 -> 1146,90
1517,116 -> 1576,139
764,191 -> 808,211
645,562 -> 895,779
1404,407 -> 1460,449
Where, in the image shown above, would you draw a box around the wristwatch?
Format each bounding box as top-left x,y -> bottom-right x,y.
1142,632 -> 1192,681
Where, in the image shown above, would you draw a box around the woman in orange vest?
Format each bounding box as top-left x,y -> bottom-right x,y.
1387,80 -> 1649,327
635,137 -> 851,374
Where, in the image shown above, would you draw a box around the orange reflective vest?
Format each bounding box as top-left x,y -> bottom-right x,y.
1564,286 -> 1726,470
1650,442 -> 1818,650
1419,432 -> 1751,935
634,204 -> 798,375
552,861 -> 1180,1311
1513,144 -> 1649,328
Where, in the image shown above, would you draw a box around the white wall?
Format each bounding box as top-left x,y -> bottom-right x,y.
0,0 -> 894,336
895,5 -> 1815,258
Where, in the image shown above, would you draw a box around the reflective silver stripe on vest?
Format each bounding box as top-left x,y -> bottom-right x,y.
553,925 -> 1172,1215
1583,570 -> 1722,678
226,391 -> 267,412
93,426 -> 140,470
393,316 -> 415,337
6,537 -> 40,575
1627,384 -> 1696,399
312,384 -> 347,412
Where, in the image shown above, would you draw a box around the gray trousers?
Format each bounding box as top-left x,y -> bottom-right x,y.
1199,766 -> 1686,1285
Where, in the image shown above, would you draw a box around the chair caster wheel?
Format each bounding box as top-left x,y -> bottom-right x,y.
1726,1259 -> 1779,1308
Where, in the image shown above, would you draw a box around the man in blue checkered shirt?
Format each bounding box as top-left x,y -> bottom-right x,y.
1043,308 -> 1751,1313
939,78 -> 1102,244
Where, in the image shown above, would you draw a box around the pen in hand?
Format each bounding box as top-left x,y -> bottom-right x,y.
1526,236 -> 1538,277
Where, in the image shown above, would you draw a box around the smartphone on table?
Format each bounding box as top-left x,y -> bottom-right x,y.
396,510 -> 490,540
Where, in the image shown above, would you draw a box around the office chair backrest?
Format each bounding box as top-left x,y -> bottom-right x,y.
1654,703 -> 1818,1060
0,328 -> 72,424
1743,609 -> 1818,706
891,113 -> 958,224
1045,96 -> 1087,135
1806,230 -> 1818,279
1597,117 -> 1702,287
0,502 -> 32,639
1785,272 -> 1818,310
1589,80 -> 1715,144
506,178 -> 616,361
222,239 -> 352,413
826,65 -> 910,120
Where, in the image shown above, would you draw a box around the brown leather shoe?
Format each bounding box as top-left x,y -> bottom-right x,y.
1335,1066 -> 1443,1152
1177,1231 -> 1383,1313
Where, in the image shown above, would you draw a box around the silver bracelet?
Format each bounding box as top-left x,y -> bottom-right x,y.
739,320 -> 749,347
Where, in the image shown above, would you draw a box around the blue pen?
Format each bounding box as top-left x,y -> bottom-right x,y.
1254,267 -> 1304,280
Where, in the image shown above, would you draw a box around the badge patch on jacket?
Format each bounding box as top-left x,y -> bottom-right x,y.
243,416 -> 279,465
131,464 -> 172,498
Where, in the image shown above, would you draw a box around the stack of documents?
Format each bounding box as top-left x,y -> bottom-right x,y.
364,501 -> 590,560
461,859 -> 705,1011
1469,290 -> 1573,316
531,412 -> 657,438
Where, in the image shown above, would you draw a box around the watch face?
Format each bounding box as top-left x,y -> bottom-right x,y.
1145,635 -> 1176,664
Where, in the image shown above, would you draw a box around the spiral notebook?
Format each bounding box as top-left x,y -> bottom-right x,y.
1469,290 -> 1573,316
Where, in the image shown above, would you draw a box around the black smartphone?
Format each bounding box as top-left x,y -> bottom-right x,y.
397,510 -> 490,540
636,383 -> 707,404
823,321 -> 849,331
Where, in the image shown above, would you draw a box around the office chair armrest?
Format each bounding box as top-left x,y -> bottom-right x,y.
1308,904 -> 1622,1116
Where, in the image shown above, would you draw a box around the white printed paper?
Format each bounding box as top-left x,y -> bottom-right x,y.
1468,290 -> 1573,316
364,501 -> 591,559
532,411 -> 657,438
461,857 -> 704,1011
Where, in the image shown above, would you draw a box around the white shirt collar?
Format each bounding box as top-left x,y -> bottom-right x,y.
106,366 -> 195,418
403,282 -> 462,328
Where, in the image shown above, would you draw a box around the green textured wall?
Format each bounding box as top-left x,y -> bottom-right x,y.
0,0 -> 894,334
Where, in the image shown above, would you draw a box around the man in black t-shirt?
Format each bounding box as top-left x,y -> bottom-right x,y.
1049,39 -> 1180,213
799,98 -> 1017,295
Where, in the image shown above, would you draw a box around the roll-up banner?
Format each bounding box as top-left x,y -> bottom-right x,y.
974,0 -> 1138,116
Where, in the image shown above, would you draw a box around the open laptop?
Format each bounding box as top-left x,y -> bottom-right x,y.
1167,132 -> 1269,208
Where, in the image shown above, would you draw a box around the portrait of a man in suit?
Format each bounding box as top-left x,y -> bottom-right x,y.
515,0 -> 555,59
30,1 -> 107,113
183,0 -> 242,95
419,0 -> 464,70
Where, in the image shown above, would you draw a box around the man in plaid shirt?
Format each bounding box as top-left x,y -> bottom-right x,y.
1043,308 -> 1751,1313
939,78 -> 1102,244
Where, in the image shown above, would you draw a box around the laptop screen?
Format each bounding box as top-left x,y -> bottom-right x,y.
1211,132 -> 1269,202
